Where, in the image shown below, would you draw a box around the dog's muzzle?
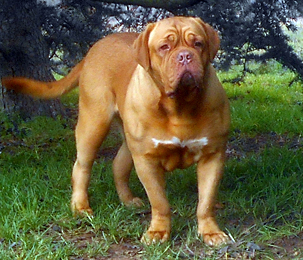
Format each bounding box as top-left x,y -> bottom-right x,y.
167,71 -> 200,99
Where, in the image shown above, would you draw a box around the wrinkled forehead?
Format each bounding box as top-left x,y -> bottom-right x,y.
148,17 -> 207,45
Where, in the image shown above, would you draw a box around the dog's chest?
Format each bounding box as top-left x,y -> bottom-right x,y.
151,136 -> 208,171
152,136 -> 208,151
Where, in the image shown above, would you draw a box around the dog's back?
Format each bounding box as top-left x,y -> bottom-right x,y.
2,32 -> 140,100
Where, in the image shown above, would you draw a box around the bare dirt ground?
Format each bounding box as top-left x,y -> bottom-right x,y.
49,222 -> 303,259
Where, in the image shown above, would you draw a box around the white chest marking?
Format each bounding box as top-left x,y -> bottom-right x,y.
152,136 -> 208,150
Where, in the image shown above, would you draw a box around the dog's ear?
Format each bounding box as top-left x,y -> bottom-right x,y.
133,23 -> 156,70
194,17 -> 220,61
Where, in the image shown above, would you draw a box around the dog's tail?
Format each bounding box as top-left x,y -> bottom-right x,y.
2,60 -> 85,99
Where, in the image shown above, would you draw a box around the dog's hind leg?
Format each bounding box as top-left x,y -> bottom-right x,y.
113,140 -> 144,207
71,91 -> 115,215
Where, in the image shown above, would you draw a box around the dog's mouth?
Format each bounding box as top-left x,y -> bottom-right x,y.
166,71 -> 201,100
180,71 -> 196,86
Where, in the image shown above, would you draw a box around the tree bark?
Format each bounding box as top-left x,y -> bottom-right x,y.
0,0 -> 66,119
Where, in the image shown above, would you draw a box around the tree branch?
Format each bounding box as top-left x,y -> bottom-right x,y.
93,0 -> 203,11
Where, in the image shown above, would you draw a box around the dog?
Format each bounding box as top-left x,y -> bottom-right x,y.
2,16 -> 230,246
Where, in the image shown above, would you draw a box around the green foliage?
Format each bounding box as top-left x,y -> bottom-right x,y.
220,61 -> 303,134
1,64 -> 303,258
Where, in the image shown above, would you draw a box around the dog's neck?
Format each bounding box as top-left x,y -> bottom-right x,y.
158,89 -> 205,122
151,63 -> 213,119
157,68 -> 211,121
132,64 -> 209,122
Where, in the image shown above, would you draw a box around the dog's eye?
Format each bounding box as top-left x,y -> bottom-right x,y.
159,44 -> 170,52
194,41 -> 203,48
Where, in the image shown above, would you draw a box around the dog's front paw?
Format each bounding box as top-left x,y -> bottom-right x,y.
140,230 -> 170,245
198,217 -> 231,246
202,231 -> 230,246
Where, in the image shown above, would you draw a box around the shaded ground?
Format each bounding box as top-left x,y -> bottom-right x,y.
227,132 -> 303,159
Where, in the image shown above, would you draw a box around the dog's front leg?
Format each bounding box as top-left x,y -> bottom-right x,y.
133,155 -> 171,244
196,150 -> 230,246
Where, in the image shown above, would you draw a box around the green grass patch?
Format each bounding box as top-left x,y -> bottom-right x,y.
220,61 -> 303,135
1,63 -> 303,258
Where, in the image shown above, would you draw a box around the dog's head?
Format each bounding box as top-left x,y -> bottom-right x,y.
133,16 -> 220,101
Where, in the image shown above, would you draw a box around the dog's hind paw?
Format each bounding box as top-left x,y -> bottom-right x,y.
71,201 -> 94,217
124,197 -> 144,207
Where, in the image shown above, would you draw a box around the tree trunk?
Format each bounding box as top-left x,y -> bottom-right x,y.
0,0 -> 66,119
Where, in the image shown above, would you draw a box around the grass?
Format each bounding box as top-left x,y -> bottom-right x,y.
1,61 -> 303,259
221,61 -> 303,134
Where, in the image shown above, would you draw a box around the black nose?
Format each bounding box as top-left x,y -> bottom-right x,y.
177,51 -> 193,64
